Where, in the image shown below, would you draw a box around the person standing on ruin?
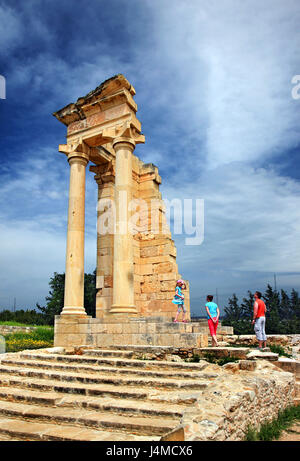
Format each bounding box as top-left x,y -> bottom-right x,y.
252,291 -> 267,350
173,280 -> 187,322
205,295 -> 220,347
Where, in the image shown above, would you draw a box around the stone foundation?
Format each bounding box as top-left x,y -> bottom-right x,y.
54,315 -> 209,348
177,360 -> 296,441
223,334 -> 291,346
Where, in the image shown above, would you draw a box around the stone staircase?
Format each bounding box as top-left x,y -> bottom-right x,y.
0,348 -> 218,441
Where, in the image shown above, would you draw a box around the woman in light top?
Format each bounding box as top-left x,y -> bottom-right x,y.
205,295 -> 220,347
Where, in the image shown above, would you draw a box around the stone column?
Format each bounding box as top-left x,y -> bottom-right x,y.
110,138 -> 137,314
61,151 -> 89,316
90,164 -> 115,319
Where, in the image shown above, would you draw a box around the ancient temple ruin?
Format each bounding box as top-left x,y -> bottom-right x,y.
53,74 -> 208,348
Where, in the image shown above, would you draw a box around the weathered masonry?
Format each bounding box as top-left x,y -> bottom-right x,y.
53,75 -> 206,348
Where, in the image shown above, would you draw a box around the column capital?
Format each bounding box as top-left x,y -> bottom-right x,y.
67,151 -> 89,166
90,162 -> 115,185
59,141 -> 90,164
112,137 -> 136,151
102,121 -> 145,150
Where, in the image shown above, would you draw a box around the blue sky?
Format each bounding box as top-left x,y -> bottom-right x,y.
0,0 -> 300,316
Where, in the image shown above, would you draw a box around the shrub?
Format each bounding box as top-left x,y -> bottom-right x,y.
3,327 -> 54,352
5,338 -> 53,352
245,405 -> 300,441
269,344 -> 292,358
189,354 -> 201,362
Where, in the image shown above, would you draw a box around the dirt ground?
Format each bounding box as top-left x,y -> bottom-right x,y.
276,422 -> 300,441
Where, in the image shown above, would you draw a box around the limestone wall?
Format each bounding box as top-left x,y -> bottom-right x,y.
54,315 -> 208,348
94,154 -> 190,322
176,360 -> 295,441
0,325 -> 36,335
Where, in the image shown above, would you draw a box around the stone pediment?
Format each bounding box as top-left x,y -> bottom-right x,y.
53,74 -> 137,127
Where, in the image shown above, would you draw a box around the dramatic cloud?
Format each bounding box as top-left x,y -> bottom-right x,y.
0,0 -> 299,312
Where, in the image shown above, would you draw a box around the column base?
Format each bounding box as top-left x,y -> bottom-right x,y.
61,306 -> 88,316
109,304 -> 138,314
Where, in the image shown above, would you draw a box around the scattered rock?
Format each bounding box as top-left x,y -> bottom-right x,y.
239,360 -> 257,371
247,350 -> 279,361
165,354 -> 183,362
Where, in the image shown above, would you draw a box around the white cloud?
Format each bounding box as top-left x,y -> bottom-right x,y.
0,5 -> 23,55
162,162 -> 300,274
139,0 -> 300,169
0,221 -> 96,309
1,0 -> 300,311
0,149 -> 98,308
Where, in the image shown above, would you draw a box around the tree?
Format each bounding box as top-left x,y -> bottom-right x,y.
37,271 -> 97,324
263,284 -> 282,334
291,289 -> 300,320
222,294 -> 252,334
84,270 -> 96,317
279,289 -> 291,320
223,294 -> 242,322
241,291 -> 255,320
218,284 -> 300,335
36,272 -> 65,325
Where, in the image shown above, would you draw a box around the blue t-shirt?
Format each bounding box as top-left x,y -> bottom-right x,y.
205,302 -> 218,319
172,287 -> 184,305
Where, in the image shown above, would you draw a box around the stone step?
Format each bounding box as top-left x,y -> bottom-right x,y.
0,386 -> 186,419
82,349 -> 136,359
246,350 -> 279,361
0,365 -> 208,390
0,373 -> 204,404
1,357 -> 211,380
18,352 -> 210,372
87,345 -> 187,353
0,417 -> 160,441
198,347 -> 279,361
0,400 -> 177,436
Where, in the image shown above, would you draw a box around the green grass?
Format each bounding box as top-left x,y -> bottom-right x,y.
269,344 -> 292,358
245,405 -> 300,441
204,353 -> 240,366
3,326 -> 54,352
187,354 -> 201,362
0,321 -> 53,328
185,353 -> 240,366
0,321 -> 37,327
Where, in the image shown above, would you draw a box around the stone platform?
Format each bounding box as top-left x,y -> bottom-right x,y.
0,346 -> 296,441
54,315 -> 224,348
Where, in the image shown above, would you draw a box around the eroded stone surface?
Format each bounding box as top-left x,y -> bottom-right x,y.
0,346 -> 298,441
